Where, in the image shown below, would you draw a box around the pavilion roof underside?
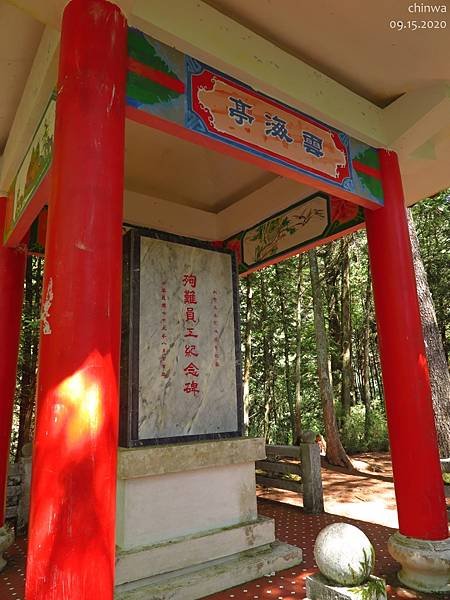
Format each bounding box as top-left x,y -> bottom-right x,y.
0,0 -> 449,212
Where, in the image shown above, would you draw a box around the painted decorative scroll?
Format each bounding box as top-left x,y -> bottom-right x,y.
223,194 -> 365,274
6,97 -> 54,236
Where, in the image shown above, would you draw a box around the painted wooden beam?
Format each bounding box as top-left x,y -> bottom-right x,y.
5,0 -> 385,149
125,27 -> 385,210
222,192 -> 365,275
5,0 -> 450,163
0,25 -> 58,193
130,0 -> 385,146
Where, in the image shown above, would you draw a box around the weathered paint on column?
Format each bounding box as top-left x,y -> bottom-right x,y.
25,1 -> 127,598
365,149 -> 448,540
0,198 -> 26,527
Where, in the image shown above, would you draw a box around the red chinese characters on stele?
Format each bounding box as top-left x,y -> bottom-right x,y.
183,273 -> 200,397
212,289 -> 220,368
160,281 -> 169,378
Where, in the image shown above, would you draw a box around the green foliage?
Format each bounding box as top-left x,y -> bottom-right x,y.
340,405 -> 389,454
349,575 -> 386,600
10,255 -> 43,461
347,544 -> 375,586
241,191 -> 448,454
241,231 -> 384,448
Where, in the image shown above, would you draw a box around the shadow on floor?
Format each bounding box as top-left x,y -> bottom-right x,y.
1,500 -> 446,600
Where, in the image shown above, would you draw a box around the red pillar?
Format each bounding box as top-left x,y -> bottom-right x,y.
365,149 -> 447,540
25,1 -> 127,598
0,199 -> 26,527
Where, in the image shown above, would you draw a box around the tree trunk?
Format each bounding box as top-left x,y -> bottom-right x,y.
323,244 -> 341,386
274,263 -> 295,441
260,273 -> 271,441
407,209 -> 450,458
368,359 -> 377,403
361,267 -> 372,439
242,274 -> 254,433
370,335 -> 384,402
294,255 -> 304,445
340,235 -> 354,421
308,248 -> 353,468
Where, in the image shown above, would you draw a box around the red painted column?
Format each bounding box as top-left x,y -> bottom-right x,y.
365,150 -> 447,540
25,1 -> 127,599
0,199 -> 26,527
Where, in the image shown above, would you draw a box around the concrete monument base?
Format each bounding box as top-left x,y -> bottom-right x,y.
388,532 -> 450,593
116,540 -> 302,600
115,437 -> 302,598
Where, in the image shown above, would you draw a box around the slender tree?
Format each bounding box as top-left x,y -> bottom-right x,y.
259,272 -> 271,441
293,255 -> 304,444
340,235 -> 354,421
242,273 -> 254,433
323,243 -> 341,385
274,263 -> 295,441
361,266 -> 373,439
308,248 -> 353,468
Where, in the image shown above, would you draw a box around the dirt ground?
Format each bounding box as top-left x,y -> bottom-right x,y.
257,451 -> 446,529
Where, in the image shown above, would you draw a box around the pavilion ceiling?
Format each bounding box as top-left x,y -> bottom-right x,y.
0,2 -> 43,153
124,120 -> 278,213
206,0 -> 450,108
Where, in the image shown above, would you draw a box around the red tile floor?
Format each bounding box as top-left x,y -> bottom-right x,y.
1,498 -> 448,600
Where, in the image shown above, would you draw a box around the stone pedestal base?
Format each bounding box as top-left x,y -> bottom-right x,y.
388,532 -> 450,593
116,540 -> 302,600
0,526 -> 14,572
116,515 -> 276,585
115,438 -> 302,598
306,573 -> 387,600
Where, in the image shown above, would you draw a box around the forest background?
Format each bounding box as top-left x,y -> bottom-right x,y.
9,190 -> 450,468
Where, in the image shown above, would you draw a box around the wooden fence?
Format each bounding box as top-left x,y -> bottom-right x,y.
256,443 -> 324,514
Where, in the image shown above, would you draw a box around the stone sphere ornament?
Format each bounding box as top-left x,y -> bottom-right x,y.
314,523 -> 375,586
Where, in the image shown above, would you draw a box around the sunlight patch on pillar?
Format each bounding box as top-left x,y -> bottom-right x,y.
53,357 -> 106,446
